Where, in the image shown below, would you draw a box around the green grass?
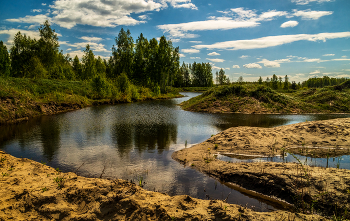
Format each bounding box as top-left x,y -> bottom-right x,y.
0,77 -> 182,123
181,81 -> 350,114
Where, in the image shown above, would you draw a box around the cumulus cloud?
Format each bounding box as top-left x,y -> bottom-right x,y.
0,29 -> 41,47
309,70 -> 321,75
240,55 -> 249,58
193,32 -> 350,51
158,7 -> 290,39
292,9 -> 333,20
8,0 -> 195,29
243,63 -> 262,69
281,20 -> 298,28
323,54 -> 335,56
257,59 -> 281,68
232,65 -> 240,68
207,52 -> 220,56
6,14 -> 51,24
79,36 -> 103,42
179,53 -> 185,57
181,48 -> 200,54
206,58 -> 225,63
32,9 -> 42,13
291,0 -> 334,5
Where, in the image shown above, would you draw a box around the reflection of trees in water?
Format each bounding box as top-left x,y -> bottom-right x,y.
112,123 -> 177,157
212,114 -> 291,131
40,118 -> 61,162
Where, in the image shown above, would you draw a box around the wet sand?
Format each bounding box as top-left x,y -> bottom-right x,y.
172,118 -> 350,218
0,150 -> 325,220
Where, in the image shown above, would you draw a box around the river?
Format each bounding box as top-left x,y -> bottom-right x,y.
1,92 -> 349,211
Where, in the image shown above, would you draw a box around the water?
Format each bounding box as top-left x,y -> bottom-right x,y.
217,154 -> 350,169
1,92 -> 350,211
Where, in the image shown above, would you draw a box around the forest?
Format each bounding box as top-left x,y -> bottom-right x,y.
0,21 -> 213,97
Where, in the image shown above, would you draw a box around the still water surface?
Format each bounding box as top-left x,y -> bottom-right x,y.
1,92 -> 350,211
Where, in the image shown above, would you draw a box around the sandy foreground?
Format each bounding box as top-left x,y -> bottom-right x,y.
0,152 -> 326,220
172,118 -> 350,219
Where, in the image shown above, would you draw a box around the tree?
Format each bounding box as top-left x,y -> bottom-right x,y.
72,55 -> 83,79
258,76 -> 263,84
291,81 -> 297,90
237,76 -> 244,84
218,68 -> 228,85
271,74 -> 278,90
37,20 -> 59,74
133,33 -> 149,85
283,75 -> 289,90
112,28 -> 134,79
95,56 -> 106,77
0,41 -> 10,77
81,44 -> 96,80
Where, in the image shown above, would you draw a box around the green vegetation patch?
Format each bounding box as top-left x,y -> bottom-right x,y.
181,81 -> 350,114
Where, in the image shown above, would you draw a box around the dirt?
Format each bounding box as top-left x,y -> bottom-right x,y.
172,118 -> 350,218
0,97 -> 85,125
0,151 -> 327,221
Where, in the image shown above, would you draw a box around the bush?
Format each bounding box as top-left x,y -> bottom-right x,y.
116,73 -> 130,93
91,75 -> 110,99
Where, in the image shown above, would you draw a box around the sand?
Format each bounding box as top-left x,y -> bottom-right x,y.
0,150 -> 326,221
172,118 -> 350,218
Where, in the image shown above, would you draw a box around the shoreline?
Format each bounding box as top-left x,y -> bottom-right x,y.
172,118 -> 350,218
0,150 -> 325,220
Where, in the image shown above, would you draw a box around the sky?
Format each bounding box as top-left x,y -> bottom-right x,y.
0,0 -> 350,82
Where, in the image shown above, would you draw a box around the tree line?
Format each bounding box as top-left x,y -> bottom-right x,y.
0,20 -> 214,93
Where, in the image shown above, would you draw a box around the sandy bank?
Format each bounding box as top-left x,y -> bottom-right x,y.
0,151 -> 326,220
172,118 -> 350,218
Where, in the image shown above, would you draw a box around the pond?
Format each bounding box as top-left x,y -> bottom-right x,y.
1,92 -> 350,212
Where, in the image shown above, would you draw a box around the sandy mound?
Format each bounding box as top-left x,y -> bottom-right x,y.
172,118 -> 350,218
0,151 -> 325,220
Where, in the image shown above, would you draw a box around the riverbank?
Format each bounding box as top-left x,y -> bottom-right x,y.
172,118 -> 350,219
181,81 -> 350,114
0,150 -> 326,220
0,77 -> 182,125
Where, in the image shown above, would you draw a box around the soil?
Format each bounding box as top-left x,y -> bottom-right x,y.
0,151 -> 326,221
172,118 -> 350,218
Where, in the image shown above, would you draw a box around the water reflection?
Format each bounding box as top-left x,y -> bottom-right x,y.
1,92 -> 350,212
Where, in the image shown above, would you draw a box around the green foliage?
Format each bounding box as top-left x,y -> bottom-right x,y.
116,73 -> 130,93
0,41 -> 11,77
91,75 -> 111,99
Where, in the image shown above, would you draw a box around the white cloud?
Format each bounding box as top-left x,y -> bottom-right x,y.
42,3 -> 47,6
170,38 -> 180,42
189,41 -> 202,43
79,36 -> 103,42
281,20 -> 299,28
6,14 -> 51,24
342,55 -> 347,58
292,9 -> 333,20
193,32 -> 350,51
32,9 -> 42,13
190,57 -> 200,59
258,10 -> 288,21
181,48 -> 200,54
243,63 -> 262,69
309,70 -> 321,75
332,58 -> 350,61
167,0 -> 197,10
323,54 -> 335,56
158,17 -> 258,39
207,58 -> 225,63
240,55 -> 249,58
60,40 -> 108,52
291,0 -> 334,5
232,65 -> 240,68
207,52 -> 220,56
179,53 -> 185,57
258,59 -> 281,68
0,29 -> 41,47
138,15 -> 149,20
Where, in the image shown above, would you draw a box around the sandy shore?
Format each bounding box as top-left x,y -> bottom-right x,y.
172,118 -> 350,219
0,150 -> 326,221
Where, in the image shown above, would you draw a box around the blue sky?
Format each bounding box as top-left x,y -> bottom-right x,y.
0,0 -> 349,82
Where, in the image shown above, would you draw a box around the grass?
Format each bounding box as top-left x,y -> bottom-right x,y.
0,77 -> 182,123
180,81 -> 350,114
54,177 -> 64,189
